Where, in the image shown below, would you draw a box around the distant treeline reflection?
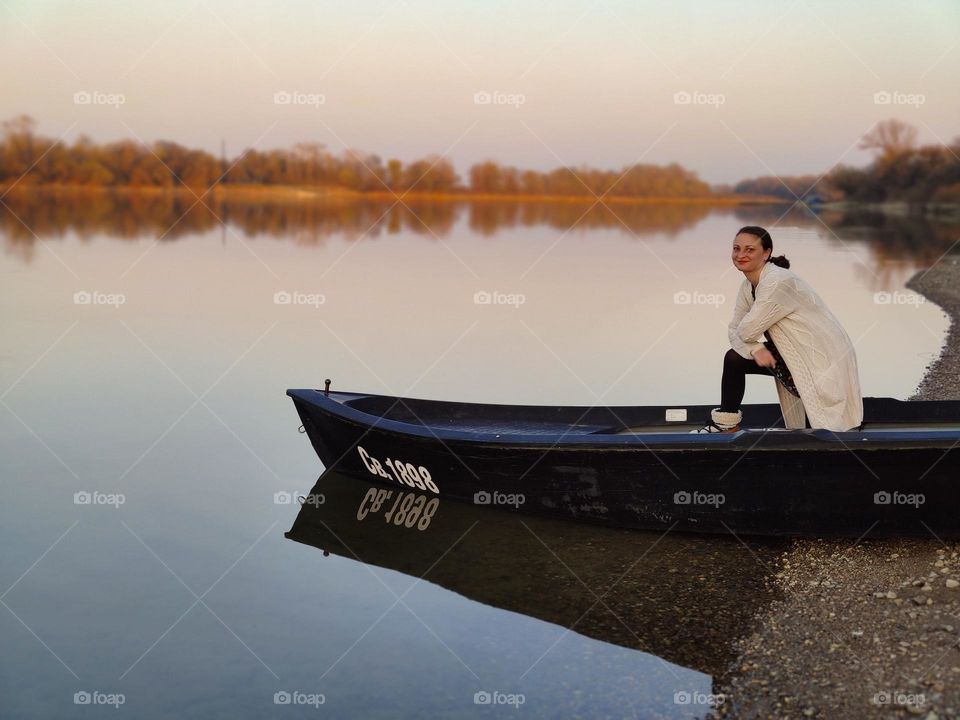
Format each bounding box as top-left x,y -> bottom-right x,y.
0,188 -> 718,247
1,190 -> 956,271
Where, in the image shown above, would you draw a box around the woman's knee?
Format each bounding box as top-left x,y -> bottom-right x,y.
723,348 -> 744,369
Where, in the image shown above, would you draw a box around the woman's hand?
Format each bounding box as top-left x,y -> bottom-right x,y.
753,347 -> 777,368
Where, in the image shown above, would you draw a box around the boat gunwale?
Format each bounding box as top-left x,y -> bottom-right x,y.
287,389 -> 960,449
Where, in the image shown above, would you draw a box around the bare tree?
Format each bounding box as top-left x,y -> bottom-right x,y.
859,119 -> 918,166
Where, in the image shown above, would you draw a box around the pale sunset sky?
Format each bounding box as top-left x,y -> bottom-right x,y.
1,0 -> 957,183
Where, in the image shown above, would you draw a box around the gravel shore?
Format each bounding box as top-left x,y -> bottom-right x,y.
714,254 -> 960,720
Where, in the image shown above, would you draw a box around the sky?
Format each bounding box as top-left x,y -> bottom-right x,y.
0,0 -> 958,184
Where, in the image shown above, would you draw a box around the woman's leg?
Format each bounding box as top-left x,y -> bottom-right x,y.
720,348 -> 773,412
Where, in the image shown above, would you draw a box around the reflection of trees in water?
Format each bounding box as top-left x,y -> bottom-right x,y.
222,198 -> 459,244
819,210 -> 960,290
0,190 -> 450,237
0,191 -> 717,262
2,191 -> 956,275
731,205 -> 960,285
0,191 -> 459,262
732,204 -> 960,265
467,200 -> 714,237
819,209 -> 960,265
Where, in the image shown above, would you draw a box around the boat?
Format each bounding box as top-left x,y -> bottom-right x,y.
285,471 -> 786,686
287,385 -> 960,537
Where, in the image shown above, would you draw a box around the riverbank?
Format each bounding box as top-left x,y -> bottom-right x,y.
0,182 -> 782,206
715,253 -> 960,719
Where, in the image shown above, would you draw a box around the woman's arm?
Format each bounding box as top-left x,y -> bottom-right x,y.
728,283 -> 766,359
734,278 -> 796,351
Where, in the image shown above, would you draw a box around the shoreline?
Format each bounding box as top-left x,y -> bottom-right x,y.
5,185 -> 958,214
0,183 -> 785,206
907,259 -> 960,401
715,253 -> 960,719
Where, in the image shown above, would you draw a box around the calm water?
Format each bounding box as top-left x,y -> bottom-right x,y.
1,196 -> 955,718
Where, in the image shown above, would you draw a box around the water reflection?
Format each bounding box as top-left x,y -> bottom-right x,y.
465,200 -> 715,237
287,471 -> 786,694
3,190 -> 956,279
734,205 -> 960,269
0,190 -> 717,252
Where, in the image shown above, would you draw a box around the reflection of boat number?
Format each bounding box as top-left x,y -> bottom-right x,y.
357,487 -> 440,531
357,446 -> 439,493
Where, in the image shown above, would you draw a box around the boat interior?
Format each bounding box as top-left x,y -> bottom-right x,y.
315,391 -> 960,436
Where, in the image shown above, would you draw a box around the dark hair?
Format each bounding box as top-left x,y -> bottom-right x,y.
736,225 -> 790,268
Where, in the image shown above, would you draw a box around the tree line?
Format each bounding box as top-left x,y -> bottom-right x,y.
0,114 -> 710,198
732,120 -> 960,205
2,116 -> 956,203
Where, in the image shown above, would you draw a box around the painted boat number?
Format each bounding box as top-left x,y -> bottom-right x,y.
357,487 -> 440,531
357,445 -> 439,494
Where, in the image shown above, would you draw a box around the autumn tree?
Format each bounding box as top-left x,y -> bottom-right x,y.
860,119 -> 918,168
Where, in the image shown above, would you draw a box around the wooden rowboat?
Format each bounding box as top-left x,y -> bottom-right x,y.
287,386 -> 960,537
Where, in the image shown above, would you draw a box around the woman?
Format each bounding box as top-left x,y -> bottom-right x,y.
694,226 -> 863,433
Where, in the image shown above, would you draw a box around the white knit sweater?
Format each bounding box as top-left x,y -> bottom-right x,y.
728,262 -> 864,432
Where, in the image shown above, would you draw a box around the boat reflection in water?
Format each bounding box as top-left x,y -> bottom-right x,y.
287,471 -> 787,705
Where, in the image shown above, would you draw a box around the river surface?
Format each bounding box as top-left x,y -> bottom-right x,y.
1,195 -> 955,718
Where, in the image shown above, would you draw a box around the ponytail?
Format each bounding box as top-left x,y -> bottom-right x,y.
767,254 -> 790,268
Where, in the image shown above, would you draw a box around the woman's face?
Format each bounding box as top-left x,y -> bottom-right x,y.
732,233 -> 770,274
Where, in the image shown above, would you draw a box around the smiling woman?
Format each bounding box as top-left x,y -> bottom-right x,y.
693,225 -> 864,434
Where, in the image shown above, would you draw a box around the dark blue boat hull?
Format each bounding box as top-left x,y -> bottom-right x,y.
288,389 -> 960,538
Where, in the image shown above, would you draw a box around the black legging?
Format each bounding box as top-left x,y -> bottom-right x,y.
720,348 -> 809,427
720,348 -> 774,412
